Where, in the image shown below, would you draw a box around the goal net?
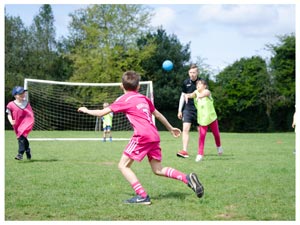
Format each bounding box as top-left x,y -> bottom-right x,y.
24,78 -> 153,140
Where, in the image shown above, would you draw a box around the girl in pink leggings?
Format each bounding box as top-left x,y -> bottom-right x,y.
185,79 -> 223,162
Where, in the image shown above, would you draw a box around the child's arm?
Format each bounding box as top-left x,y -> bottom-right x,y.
196,89 -> 211,99
152,109 -> 181,137
184,92 -> 196,103
78,107 -> 112,117
7,114 -> 15,126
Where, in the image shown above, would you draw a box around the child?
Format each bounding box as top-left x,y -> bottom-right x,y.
78,71 -> 204,204
101,102 -> 113,142
185,79 -> 223,162
6,86 -> 35,160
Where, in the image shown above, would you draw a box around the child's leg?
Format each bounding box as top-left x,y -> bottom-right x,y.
103,128 -> 106,141
150,159 -> 204,198
118,154 -> 148,198
198,125 -> 208,156
149,159 -> 188,184
210,120 -> 221,147
24,137 -> 29,150
17,135 -> 26,156
24,137 -> 31,159
107,129 -> 112,141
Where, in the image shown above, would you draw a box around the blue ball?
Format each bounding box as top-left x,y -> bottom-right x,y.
162,60 -> 173,71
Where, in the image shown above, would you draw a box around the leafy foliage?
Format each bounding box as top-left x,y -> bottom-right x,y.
268,34 -> 295,106
66,4 -> 155,83
137,28 -> 191,109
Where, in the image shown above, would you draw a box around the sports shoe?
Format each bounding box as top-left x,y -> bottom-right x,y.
217,146 -> 223,155
186,173 -> 204,198
195,154 -> 203,162
124,195 -> 151,205
177,150 -> 189,158
15,154 -> 23,160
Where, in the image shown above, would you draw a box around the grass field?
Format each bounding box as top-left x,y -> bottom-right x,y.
4,130 -> 295,221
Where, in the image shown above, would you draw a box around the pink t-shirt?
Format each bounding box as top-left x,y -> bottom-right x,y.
6,101 -> 35,138
109,91 -> 160,143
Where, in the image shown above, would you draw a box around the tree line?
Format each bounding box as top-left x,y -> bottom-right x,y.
5,4 -> 295,132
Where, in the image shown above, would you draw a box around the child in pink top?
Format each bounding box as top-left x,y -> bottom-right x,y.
78,71 -> 204,205
6,86 -> 35,160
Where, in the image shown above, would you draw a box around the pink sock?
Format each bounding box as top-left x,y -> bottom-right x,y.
164,167 -> 188,184
131,181 -> 148,198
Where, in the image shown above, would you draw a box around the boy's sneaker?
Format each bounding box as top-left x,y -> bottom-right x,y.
15,154 -> 23,160
177,150 -> 189,158
124,195 -> 151,205
186,173 -> 204,198
195,154 -> 203,162
217,146 -> 223,155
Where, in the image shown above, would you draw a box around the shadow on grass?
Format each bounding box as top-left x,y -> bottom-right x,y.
152,192 -> 189,200
21,159 -> 60,163
204,153 -> 235,161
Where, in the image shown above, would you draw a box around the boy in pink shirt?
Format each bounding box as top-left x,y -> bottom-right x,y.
6,86 -> 35,160
78,71 -> 204,205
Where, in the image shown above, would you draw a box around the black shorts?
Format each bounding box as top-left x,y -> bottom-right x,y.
182,108 -> 197,125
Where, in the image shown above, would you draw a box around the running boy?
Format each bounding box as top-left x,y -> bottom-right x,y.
185,79 -> 223,162
78,71 -> 204,204
6,86 -> 35,160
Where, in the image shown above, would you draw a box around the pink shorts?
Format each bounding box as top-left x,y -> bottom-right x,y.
123,138 -> 162,162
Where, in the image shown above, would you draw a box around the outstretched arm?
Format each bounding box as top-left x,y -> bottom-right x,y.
196,89 -> 211,98
78,107 -> 112,118
153,109 -> 181,137
184,92 -> 196,103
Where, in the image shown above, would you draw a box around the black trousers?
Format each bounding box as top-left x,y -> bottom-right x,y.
17,135 -> 30,155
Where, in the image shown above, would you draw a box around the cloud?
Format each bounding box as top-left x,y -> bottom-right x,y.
151,6 -> 176,29
196,4 -> 295,37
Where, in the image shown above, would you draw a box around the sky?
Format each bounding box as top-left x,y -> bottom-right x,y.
2,1 -> 296,73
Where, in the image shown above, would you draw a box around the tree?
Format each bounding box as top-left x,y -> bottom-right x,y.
214,56 -> 269,131
5,14 -> 30,87
137,28 -> 191,110
267,33 -> 295,131
268,34 -> 295,106
66,4 -> 155,83
27,4 -> 58,80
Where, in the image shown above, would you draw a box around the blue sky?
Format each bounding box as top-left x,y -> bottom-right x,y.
3,2 -> 296,73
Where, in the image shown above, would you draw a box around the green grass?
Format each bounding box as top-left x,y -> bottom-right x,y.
5,131 -> 295,221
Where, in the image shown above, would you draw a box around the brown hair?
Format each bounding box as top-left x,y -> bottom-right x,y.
196,79 -> 208,88
122,71 -> 140,91
189,63 -> 198,70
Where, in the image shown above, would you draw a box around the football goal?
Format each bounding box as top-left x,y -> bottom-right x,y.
24,78 -> 153,140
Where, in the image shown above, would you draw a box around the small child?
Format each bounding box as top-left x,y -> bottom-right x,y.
6,86 -> 35,160
101,102 -> 113,142
185,79 -> 223,162
78,71 -> 204,204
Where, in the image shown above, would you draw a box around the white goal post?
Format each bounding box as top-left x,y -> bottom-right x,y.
24,78 -> 154,140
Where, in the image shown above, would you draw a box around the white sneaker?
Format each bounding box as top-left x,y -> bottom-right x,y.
195,154 -> 203,162
217,146 -> 223,155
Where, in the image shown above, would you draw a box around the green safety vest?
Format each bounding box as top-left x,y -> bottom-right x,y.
194,91 -> 217,126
